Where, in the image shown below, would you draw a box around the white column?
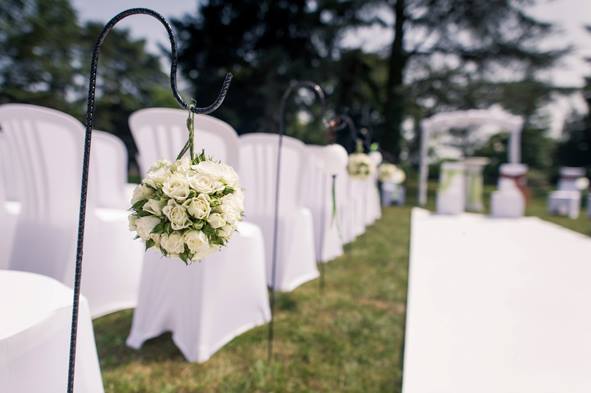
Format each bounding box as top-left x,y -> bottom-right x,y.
418,127 -> 429,206
509,129 -> 521,163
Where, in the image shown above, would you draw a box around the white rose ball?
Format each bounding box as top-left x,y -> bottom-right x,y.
143,199 -> 164,216
207,212 -> 226,229
184,194 -> 211,219
162,199 -> 191,230
160,233 -> 185,256
163,174 -> 191,201
369,151 -> 383,166
135,216 -> 161,241
130,184 -> 153,205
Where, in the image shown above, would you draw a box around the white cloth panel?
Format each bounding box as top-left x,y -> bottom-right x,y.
303,146 -> 343,262
127,222 -> 270,362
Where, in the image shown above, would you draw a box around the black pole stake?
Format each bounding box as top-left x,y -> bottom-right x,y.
67,8 -> 232,393
267,81 -> 329,362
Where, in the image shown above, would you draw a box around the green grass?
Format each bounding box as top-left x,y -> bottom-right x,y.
94,206 -> 412,393
94,185 -> 590,392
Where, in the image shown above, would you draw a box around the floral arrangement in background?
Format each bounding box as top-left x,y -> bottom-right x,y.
378,163 -> 406,184
347,153 -> 374,180
128,152 -> 244,264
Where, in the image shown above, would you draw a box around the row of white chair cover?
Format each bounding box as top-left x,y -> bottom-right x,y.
0,104 -> 381,368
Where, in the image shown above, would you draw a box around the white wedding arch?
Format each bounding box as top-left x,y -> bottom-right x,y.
418,107 -> 524,205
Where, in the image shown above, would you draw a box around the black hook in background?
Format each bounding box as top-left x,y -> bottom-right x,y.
267,80 -> 329,362
67,8 -> 232,393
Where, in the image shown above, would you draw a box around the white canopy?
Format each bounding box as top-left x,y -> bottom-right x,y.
418,107 -> 524,206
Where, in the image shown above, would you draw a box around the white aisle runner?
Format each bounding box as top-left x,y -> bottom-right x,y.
403,208 -> 591,393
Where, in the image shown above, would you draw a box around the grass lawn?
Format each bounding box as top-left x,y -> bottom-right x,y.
94,205 -> 412,393
93,186 -> 589,392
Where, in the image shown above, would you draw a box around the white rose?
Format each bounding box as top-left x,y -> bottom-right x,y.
150,233 -> 161,247
163,174 -> 191,201
143,199 -> 164,216
183,230 -> 209,254
190,243 -> 219,262
173,157 -> 191,174
160,233 -> 185,256
217,224 -> 234,239
131,184 -> 153,205
194,161 -> 239,188
162,199 -> 191,230
219,164 -> 240,187
188,172 -> 217,194
135,216 -> 161,241
220,191 -> 244,224
184,194 -> 211,219
145,160 -> 172,187
128,215 -> 137,231
207,212 -> 226,229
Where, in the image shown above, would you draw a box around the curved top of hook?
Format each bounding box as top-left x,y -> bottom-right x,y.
278,80 -> 328,136
329,114 -> 358,143
92,8 -> 232,115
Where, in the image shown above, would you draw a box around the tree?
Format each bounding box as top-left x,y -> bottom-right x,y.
0,0 -> 80,114
554,25 -> 591,175
172,0 -> 330,139
346,0 -> 568,160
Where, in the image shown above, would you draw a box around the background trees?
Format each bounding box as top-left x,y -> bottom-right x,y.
0,0 -> 583,181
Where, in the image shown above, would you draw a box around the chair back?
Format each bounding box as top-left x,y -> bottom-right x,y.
0,104 -> 85,222
129,108 -> 239,176
90,130 -> 128,208
239,133 -> 305,216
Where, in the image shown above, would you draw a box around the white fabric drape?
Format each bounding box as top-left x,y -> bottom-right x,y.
0,271 -> 103,393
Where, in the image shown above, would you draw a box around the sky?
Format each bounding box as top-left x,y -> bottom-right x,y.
72,0 -> 591,136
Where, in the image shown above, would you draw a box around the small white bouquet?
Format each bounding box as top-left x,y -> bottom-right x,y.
129,151 -> 244,264
378,163 -> 406,184
347,153 -> 374,180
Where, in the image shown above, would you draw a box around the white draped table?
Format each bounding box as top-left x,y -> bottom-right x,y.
0,271 -> 104,393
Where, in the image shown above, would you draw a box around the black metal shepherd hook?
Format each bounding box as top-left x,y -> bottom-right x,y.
67,8 -> 232,393
332,114 -> 360,152
267,80 -> 331,361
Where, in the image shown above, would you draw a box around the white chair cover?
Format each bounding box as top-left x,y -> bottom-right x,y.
436,162 -> 465,215
344,177 -> 367,242
90,130 -> 135,209
304,146 -> 343,262
128,108 -> 270,361
0,270 -> 103,393
548,167 -> 584,219
0,104 -> 144,317
491,163 -> 528,218
0,132 -> 18,269
239,133 -> 318,291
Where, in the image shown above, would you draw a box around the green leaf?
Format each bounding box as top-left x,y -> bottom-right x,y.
132,199 -> 147,211
145,239 -> 155,251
